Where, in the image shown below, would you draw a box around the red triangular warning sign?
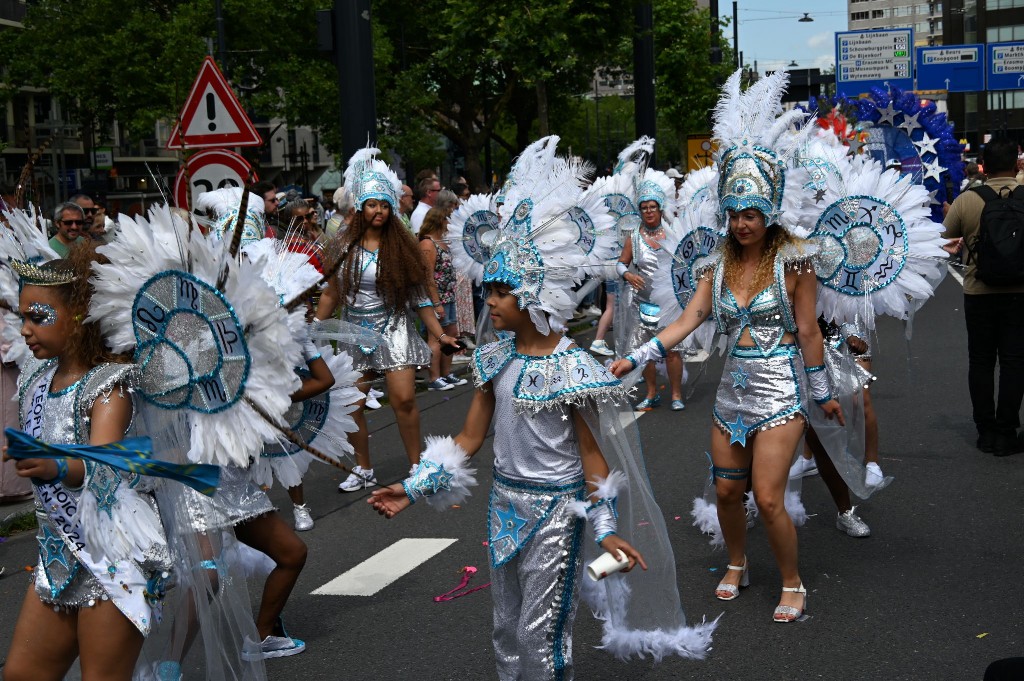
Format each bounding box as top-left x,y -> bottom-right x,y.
166,57 -> 263,149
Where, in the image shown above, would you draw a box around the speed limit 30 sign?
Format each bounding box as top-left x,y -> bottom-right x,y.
174,149 -> 257,210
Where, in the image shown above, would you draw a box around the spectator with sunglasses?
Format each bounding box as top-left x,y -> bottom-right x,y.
48,202 -> 86,258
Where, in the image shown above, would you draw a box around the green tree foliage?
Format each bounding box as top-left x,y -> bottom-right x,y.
373,0 -> 624,190
0,0 -> 209,136
652,0 -> 734,159
0,0 -> 337,156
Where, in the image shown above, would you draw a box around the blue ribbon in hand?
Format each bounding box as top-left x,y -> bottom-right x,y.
4,428 -> 220,496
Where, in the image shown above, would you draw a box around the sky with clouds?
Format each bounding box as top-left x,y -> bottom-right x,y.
729,0 -> 849,74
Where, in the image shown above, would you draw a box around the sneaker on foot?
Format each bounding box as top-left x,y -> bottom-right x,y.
338,465 -> 377,492
836,507 -> 871,537
864,462 -> 884,488
590,339 -> 614,356
582,305 -> 602,317
443,373 -> 468,386
788,456 -> 818,480
368,387 -> 384,399
242,635 -> 306,661
426,378 -> 454,391
364,393 -> 382,409
293,504 -> 314,531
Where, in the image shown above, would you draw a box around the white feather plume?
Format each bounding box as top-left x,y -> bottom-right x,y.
90,204 -> 302,467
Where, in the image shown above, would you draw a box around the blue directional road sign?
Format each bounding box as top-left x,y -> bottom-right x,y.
988,42 -> 1024,91
836,28 -> 914,96
916,44 -> 984,92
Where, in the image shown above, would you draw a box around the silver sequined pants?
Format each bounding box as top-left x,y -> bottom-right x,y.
490,491 -> 585,681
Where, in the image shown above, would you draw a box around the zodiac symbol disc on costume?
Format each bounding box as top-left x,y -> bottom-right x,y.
671,226 -> 722,309
132,271 -> 250,413
264,368 -> 330,456
566,206 -> 597,255
811,195 -> 908,297
461,210 -> 500,264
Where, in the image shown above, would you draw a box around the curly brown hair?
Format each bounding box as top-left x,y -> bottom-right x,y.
334,208 -> 429,311
722,223 -> 801,298
46,243 -> 130,368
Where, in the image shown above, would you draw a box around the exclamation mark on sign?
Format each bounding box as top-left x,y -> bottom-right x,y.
206,92 -> 217,132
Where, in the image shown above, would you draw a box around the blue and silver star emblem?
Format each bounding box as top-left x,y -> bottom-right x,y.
731,366 -> 749,389
726,414 -> 750,446
426,466 -> 454,494
39,525 -> 71,571
493,502 -> 528,547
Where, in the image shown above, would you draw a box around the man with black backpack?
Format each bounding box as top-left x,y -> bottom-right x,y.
943,138 -> 1024,457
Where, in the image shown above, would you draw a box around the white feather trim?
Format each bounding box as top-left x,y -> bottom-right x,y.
599,617 -> 720,662
591,469 -> 627,500
419,435 -> 478,509
75,477 -> 166,566
690,497 -> 725,548
91,205 -> 302,467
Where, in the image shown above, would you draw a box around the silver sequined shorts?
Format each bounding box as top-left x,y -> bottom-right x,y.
712,344 -> 808,438
344,306 -> 432,374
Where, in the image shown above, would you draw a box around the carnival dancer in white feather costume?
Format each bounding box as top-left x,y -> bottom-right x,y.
370,136 -> 716,679
238,234 -> 363,532
613,70 -> 846,623
784,126 -> 948,535
316,147 -> 463,493
0,221 -> 176,680
88,201 -> 319,671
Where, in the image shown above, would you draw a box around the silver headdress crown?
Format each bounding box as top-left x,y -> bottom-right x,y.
482,136 -> 592,334
713,70 -> 810,226
343,146 -> 401,212
9,259 -> 77,286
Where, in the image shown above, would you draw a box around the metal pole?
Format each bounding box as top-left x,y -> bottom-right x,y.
334,0 -> 378,160
710,0 -> 721,66
733,1 -> 739,69
214,0 -> 228,75
633,1 -> 657,148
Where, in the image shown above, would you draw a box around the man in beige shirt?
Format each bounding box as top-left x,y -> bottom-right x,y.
943,138 -> 1024,456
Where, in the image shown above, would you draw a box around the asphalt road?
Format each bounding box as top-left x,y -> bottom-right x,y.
1,272 -> 1021,680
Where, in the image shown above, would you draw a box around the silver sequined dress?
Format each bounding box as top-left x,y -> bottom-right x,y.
705,242 -> 818,446
18,359 -> 170,635
473,336 -> 623,681
340,246 -> 432,373
626,229 -> 684,353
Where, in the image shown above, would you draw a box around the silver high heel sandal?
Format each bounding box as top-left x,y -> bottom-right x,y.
714,556 -> 749,601
773,583 -> 807,622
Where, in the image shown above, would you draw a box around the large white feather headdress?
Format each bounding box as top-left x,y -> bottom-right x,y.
448,193 -> 500,285
713,69 -> 812,229
789,128 -> 947,327
89,205 -> 303,467
343,146 -> 402,212
481,136 -> 591,334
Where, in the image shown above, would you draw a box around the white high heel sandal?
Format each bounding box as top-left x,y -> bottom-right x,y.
714,556 -> 749,601
773,583 -> 807,623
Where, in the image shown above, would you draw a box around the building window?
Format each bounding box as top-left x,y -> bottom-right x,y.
987,24 -> 1024,42
872,9 -> 885,18
851,11 -> 869,20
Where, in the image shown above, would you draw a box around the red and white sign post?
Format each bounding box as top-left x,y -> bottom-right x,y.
168,57 -> 263,209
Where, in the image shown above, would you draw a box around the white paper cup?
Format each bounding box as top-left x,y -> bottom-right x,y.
586,549 -> 630,581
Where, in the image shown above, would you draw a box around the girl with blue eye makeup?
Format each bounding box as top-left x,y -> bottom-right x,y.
3,250 -> 172,681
